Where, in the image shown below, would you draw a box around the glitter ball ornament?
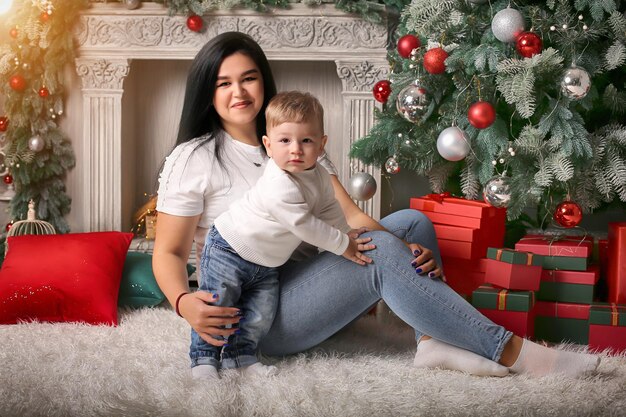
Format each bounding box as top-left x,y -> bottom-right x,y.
397,34 -> 421,59
516,31 -> 543,58
385,156 -> 400,174
0,116 -> 8,132
9,75 -> 26,92
483,176 -> 511,208
347,172 -> 377,201
554,200 -> 583,228
186,15 -> 203,32
436,126 -> 471,161
373,80 -> 391,103
396,81 -> 432,123
28,135 -> 45,152
468,101 -> 496,129
38,87 -> 50,98
124,0 -> 141,9
491,8 -> 525,43
3,174 -> 13,185
423,47 -> 449,74
561,66 -> 591,100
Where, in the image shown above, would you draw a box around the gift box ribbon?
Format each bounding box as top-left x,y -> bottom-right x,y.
494,248 -> 536,266
497,289 -> 508,311
424,191 -> 452,203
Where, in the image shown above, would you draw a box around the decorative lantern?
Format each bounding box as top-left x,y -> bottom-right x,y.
5,199 -> 56,255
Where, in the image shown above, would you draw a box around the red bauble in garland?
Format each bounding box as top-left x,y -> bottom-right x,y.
9,27 -> 18,38
38,87 -> 50,98
3,174 -> 13,185
553,200 -> 583,228
9,75 -> 26,92
516,31 -> 543,58
0,116 -> 8,132
397,34 -> 421,58
5,221 -> 14,232
423,48 -> 449,74
468,101 -> 496,129
40,12 -> 50,23
373,80 -> 391,103
186,15 -> 203,32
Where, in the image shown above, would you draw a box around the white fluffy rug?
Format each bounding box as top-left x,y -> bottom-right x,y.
2,305 -> 626,417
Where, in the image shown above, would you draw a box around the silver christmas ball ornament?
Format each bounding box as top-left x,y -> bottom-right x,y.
561,65 -> 591,100
347,172 -> 377,201
396,81 -> 432,123
385,156 -> 400,174
491,8 -> 525,43
124,0 -> 141,9
483,176 -> 511,208
28,135 -> 45,152
436,126 -> 471,161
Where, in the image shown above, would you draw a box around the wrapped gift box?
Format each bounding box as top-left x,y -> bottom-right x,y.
442,257 -> 488,273
537,266 -> 600,304
410,195 -> 506,231
472,285 -> 535,338
484,248 -> 543,291
438,238 -> 489,260
515,234 -> 593,258
588,303 -> 626,354
534,301 -> 590,345
608,222 -> 626,304
445,268 -> 485,296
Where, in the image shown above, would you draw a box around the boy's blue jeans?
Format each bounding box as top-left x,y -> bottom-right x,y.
190,226 -> 279,370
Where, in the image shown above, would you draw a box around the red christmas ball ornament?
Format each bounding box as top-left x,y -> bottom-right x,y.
5,221 -> 14,232
0,116 -> 8,132
3,174 -> 13,185
9,27 -> 18,38
397,34 -> 421,58
468,101 -> 496,129
553,200 -> 583,228
423,47 -> 449,74
9,75 -> 26,92
516,31 -> 543,58
40,12 -> 50,23
186,15 -> 203,32
373,80 -> 391,103
38,87 -> 50,98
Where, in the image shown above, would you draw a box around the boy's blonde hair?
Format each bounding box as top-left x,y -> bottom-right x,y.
265,91 -> 324,134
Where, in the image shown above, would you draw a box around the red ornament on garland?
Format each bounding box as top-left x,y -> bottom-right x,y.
468,101 -> 496,129
0,116 -> 8,132
423,47 -> 449,74
186,15 -> 203,32
38,87 -> 50,98
3,174 -> 13,185
397,34 -> 421,58
373,80 -> 391,103
40,12 -> 50,23
5,221 -> 14,232
554,200 -> 583,228
9,27 -> 18,38
9,75 -> 26,92
516,31 -> 543,58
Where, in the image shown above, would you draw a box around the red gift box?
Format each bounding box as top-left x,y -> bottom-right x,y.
485,259 -> 542,291
442,257 -> 488,273
534,300 -> 590,319
438,238 -> 488,260
410,195 -> 506,231
589,304 -> 626,354
478,309 -> 534,339
541,266 -> 600,285
444,268 -> 484,296
515,234 -> 593,258
608,222 -> 626,304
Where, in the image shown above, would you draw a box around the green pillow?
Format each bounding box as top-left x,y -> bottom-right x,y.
118,251 -> 196,308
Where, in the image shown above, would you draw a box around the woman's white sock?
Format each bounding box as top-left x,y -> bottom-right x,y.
191,364 -> 220,380
239,362 -> 278,377
509,339 -> 600,377
413,338 -> 509,377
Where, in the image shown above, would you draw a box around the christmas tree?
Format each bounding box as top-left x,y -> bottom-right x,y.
351,0 -> 626,228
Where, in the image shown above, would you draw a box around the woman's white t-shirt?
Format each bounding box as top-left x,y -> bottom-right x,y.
156,133 -> 339,260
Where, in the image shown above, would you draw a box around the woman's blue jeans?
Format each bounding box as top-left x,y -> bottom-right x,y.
259,209 -> 512,362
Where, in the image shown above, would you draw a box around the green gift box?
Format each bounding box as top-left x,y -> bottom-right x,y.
541,255 -> 588,271
589,303 -> 626,326
486,248 -> 543,266
537,282 -> 595,304
534,301 -> 590,345
471,285 -> 534,312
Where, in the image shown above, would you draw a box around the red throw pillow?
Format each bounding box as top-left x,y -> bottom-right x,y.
0,231 -> 133,325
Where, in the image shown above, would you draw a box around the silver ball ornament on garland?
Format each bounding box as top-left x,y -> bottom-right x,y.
347,172 -> 377,201
396,81 -> 432,123
436,126 -> 471,161
561,65 -> 591,100
483,176 -> 511,208
124,0 -> 141,9
385,156 -> 400,174
28,135 -> 45,152
491,8 -> 525,43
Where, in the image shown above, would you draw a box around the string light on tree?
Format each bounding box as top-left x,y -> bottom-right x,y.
372,80 -> 391,103
397,34 -> 421,59
491,7 -> 525,43
554,200 -> 583,228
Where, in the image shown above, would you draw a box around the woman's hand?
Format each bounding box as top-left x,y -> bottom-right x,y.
178,291 -> 242,346
407,242 -> 445,281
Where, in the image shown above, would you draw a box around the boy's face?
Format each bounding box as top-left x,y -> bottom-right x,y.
262,121 -> 327,173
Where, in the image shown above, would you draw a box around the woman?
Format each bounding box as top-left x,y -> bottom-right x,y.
153,32 -> 599,379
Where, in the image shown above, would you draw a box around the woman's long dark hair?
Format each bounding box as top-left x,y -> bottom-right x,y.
176,32 -> 277,147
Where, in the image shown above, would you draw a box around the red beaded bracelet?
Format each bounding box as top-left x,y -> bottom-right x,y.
175,292 -> 189,318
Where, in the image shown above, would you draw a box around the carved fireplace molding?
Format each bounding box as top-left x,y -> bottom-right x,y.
75,2 -> 389,231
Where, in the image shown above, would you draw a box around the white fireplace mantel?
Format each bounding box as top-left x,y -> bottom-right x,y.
75,2 -> 389,231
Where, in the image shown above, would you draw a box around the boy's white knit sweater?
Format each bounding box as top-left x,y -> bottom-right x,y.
214,158 -> 351,267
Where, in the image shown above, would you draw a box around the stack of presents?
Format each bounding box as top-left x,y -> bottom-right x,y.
410,194 -> 626,354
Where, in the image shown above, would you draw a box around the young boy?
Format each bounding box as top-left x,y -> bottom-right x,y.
192,91 -> 369,380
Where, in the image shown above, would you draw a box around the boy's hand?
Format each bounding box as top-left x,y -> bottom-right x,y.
342,237 -> 372,265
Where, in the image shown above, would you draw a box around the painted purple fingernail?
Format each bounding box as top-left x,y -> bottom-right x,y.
411,261 -> 417,267
415,268 -> 423,274
212,294 -> 219,299
235,310 -> 243,316
428,272 -> 436,278
234,329 -> 241,335
413,249 -> 421,256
